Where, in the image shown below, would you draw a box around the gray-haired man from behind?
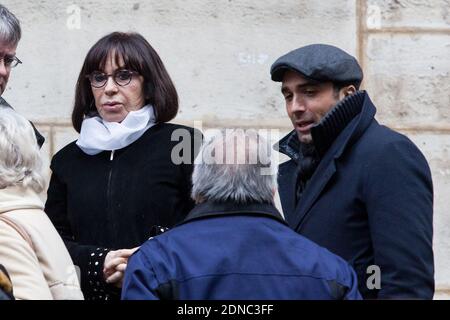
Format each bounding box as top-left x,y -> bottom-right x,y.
0,4 -> 44,147
122,129 -> 361,300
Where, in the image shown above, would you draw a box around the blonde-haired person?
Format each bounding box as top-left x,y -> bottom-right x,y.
0,110 -> 83,300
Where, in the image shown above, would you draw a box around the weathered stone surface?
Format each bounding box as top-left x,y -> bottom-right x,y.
435,291 -> 450,300
52,125 -> 79,154
366,0 -> 450,29
2,0 -> 357,124
406,132 -> 450,290
365,33 -> 450,128
2,0 -> 449,297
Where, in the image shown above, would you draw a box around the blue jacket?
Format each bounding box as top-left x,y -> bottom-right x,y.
122,202 -> 361,300
277,91 -> 434,299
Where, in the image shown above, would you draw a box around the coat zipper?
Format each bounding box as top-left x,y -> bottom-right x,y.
106,150 -> 115,243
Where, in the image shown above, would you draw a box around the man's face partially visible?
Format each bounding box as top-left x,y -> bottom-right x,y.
281,70 -> 339,144
0,40 -> 18,95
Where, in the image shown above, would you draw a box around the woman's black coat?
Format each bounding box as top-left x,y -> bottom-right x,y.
45,123 -> 201,300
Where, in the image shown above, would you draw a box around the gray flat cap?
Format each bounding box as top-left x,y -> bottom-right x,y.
270,44 -> 363,85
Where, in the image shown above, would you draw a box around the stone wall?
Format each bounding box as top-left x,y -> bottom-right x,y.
2,0 -> 449,298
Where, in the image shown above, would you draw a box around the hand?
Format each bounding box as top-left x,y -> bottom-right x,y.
103,247 -> 139,288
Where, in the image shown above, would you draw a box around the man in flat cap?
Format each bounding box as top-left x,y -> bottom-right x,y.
271,44 -> 434,299
0,4 -> 44,148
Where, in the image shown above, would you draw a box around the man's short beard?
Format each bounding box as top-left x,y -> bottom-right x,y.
297,132 -> 313,144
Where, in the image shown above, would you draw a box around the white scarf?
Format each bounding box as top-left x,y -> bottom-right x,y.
76,105 -> 156,155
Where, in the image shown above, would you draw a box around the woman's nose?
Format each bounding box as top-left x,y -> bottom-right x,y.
103,76 -> 118,94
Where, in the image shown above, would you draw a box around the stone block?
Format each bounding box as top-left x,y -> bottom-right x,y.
365,33 -> 450,128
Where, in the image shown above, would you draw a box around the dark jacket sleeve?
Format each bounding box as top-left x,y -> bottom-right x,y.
0,100 -> 45,148
364,139 -> 434,299
29,121 -> 45,149
45,166 -> 119,300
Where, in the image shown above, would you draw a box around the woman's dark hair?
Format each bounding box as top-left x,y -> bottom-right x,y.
72,32 -> 178,132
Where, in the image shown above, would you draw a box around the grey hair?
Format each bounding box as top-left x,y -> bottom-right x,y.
0,109 -> 45,193
192,129 -> 277,205
0,4 -> 21,46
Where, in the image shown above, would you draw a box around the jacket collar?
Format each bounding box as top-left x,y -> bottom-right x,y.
311,90 -> 365,156
178,201 -> 288,226
274,130 -> 302,164
0,186 -> 44,214
0,97 -> 12,109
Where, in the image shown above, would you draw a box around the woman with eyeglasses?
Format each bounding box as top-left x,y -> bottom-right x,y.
45,32 -> 201,300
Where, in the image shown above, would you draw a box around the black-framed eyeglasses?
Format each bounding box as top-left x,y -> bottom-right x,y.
0,55 -> 22,68
86,69 -> 139,88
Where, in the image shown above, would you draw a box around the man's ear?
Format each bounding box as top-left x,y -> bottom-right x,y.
339,85 -> 357,100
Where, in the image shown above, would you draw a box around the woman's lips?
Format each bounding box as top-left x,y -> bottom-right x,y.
102,103 -> 122,111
